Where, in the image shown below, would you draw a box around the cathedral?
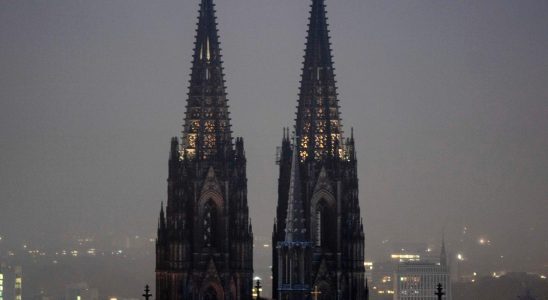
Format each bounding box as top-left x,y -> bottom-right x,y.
271,0 -> 367,299
155,0 -> 253,299
156,0 -> 367,299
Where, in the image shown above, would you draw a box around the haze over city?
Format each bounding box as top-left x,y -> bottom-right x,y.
1,0 -> 547,299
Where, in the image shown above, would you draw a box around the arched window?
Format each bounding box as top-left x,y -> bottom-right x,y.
203,286 -> 217,300
315,199 -> 333,249
203,200 -> 217,247
315,202 -> 328,247
316,207 -> 322,247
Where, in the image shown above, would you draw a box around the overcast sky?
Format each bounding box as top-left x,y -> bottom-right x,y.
1,0 -> 547,279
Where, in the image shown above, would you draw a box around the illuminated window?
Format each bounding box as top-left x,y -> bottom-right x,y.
206,37 -> 211,61
300,150 -> 309,161
190,120 -> 200,132
185,148 -> 195,158
317,121 -> 326,133
204,121 -> 215,133
204,134 -> 216,148
187,134 -> 197,148
316,107 -> 325,118
300,136 -> 310,161
303,121 -> 311,133
315,134 -> 326,149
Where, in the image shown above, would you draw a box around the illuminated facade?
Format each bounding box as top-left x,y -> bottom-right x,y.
393,241 -> 451,300
155,0 -> 253,299
0,269 -> 3,300
65,283 -> 99,300
394,263 -> 451,300
272,0 -> 367,299
14,266 -> 21,300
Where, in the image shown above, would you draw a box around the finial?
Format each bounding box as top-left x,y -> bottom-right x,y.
158,202 -> 166,230
435,283 -> 445,300
142,284 -> 152,300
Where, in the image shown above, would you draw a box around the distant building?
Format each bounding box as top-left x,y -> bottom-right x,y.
14,266 -> 21,300
371,260 -> 396,297
65,283 -> 99,300
393,239 -> 451,300
371,246 -> 427,297
394,262 -> 451,300
365,262 -> 374,282
0,264 -> 23,300
0,264 -> 4,300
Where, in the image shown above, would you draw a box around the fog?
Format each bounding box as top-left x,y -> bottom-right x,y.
1,0 -> 547,291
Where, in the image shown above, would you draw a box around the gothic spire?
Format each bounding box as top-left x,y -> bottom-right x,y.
440,232 -> 447,266
182,0 -> 232,160
159,202 -> 165,227
296,0 -> 343,161
284,137 -> 307,242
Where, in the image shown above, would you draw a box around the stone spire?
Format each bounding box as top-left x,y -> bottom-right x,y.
284,136 -> 307,242
440,232 -> 447,266
296,0 -> 344,161
182,0 -> 232,160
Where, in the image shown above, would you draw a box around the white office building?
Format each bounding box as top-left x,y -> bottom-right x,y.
393,239 -> 451,300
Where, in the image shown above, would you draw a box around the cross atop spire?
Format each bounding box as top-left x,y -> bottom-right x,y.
284,136 -> 308,242
182,0 -> 232,160
296,0 -> 344,161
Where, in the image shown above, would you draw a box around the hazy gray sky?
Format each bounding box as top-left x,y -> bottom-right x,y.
1,0 -> 547,277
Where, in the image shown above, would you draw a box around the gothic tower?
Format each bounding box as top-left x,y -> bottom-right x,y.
272,0 -> 366,299
156,0 -> 253,299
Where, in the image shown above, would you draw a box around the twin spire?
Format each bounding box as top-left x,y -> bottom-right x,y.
182,0 -> 232,160
296,0 -> 344,161
181,0 -> 345,162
